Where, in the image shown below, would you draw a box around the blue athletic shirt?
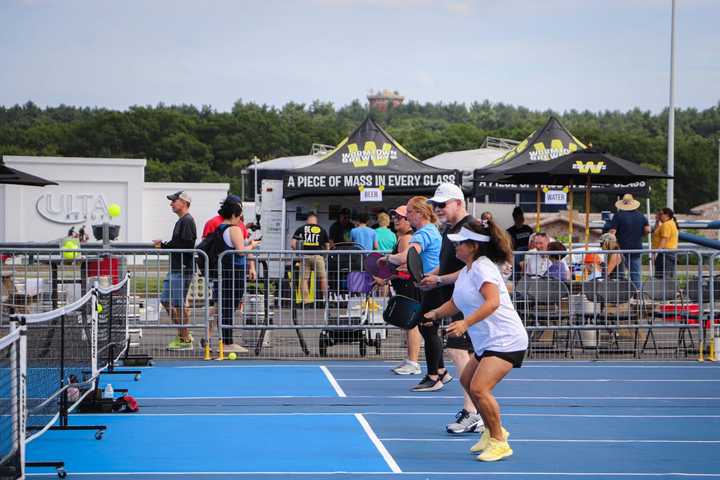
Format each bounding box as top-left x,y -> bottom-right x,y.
410,223 -> 441,274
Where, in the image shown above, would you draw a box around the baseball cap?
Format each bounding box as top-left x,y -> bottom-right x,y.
390,205 -> 408,217
167,191 -> 192,204
427,183 -> 464,204
226,194 -> 242,204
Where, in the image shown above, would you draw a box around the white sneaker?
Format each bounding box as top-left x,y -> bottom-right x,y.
393,360 -> 421,375
223,343 -> 249,354
446,409 -> 484,434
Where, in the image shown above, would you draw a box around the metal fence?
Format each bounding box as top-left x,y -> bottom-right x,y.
1,245 -> 717,362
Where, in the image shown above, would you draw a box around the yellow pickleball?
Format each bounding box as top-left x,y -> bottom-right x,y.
96,303 -> 103,313
107,203 -> 121,219
228,352 -> 237,360
62,240 -> 80,260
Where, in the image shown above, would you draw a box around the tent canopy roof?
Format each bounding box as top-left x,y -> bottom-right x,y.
283,117 -> 459,199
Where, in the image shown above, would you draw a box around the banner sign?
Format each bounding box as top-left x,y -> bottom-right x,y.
360,187 -> 383,202
473,180 -> 649,196
544,190 -> 567,205
285,172 -> 458,196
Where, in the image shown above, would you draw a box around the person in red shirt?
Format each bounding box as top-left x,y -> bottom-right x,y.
203,195 -> 251,240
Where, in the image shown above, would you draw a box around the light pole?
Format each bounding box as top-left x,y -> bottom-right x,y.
666,0 -> 677,209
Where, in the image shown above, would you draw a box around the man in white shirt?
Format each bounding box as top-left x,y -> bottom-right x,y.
522,232 -> 550,277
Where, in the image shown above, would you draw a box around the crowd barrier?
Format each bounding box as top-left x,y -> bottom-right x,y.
0,245 -> 717,361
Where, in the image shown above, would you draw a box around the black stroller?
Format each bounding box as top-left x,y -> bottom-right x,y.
319,242 -> 384,357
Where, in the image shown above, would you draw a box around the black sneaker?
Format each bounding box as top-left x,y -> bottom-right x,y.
412,375 -> 444,392
439,370 -> 453,384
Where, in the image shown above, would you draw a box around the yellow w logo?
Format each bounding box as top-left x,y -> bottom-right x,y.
573,161 -> 606,174
346,142 -> 394,168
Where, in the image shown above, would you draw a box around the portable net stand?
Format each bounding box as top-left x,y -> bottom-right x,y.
5,273 -> 136,479
0,327 -> 23,479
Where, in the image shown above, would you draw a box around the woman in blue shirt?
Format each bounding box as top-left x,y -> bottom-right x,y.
385,196 -> 444,391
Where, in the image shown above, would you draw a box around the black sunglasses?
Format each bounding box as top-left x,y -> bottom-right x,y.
432,202 -> 447,209
391,214 -> 407,221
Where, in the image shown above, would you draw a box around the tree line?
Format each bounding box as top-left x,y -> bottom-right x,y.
1,99 -> 718,212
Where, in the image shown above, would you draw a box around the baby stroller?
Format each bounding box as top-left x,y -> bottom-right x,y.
320,243 -> 385,357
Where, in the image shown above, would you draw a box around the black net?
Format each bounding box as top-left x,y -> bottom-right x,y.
97,285 -> 128,371
0,330 -> 21,479
25,304 -> 93,438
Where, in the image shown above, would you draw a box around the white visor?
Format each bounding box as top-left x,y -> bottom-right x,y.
447,227 -> 490,243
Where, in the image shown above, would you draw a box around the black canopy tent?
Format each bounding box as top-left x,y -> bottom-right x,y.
472,116 -> 649,199
494,149 -> 671,246
283,117 -> 460,200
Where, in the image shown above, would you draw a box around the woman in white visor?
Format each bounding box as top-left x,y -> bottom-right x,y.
423,219 -> 528,462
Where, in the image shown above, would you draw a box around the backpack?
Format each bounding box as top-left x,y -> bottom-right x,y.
196,224 -> 231,278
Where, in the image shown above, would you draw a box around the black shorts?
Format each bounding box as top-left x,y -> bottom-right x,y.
443,314 -> 474,352
475,349 -> 526,368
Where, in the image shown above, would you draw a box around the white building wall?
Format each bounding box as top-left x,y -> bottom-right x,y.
142,183 -> 229,242
0,155 -> 230,243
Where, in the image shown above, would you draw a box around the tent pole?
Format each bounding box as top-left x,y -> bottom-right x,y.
536,185 -> 541,233
585,176 -> 591,247
472,198 -> 477,217
281,198 -> 287,251
568,181 -> 574,251
647,196 -> 653,278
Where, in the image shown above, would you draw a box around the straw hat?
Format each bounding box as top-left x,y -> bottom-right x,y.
615,194 -> 640,211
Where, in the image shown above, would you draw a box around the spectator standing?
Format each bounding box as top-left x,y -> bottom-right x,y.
506,207 -> 533,274
292,213 -> 330,304
374,212 -> 397,252
420,183 -> 483,434
652,208 -> 679,278
153,191 -> 197,351
608,194 -> 650,288
202,195 -> 251,241
350,213 -> 378,250
211,197 -> 256,354
329,208 -> 353,247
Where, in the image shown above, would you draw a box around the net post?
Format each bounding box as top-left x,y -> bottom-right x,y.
14,318 -> 27,480
91,290 -> 98,379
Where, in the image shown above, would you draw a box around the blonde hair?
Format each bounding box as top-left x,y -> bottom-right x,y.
377,212 -> 390,228
406,196 -> 437,224
600,232 -> 619,250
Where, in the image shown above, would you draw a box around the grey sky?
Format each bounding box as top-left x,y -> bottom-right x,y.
1,0 -> 718,113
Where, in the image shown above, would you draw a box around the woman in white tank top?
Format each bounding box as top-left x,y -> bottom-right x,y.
424,219 -> 527,463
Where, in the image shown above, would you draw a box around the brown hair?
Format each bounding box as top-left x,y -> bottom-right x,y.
406,196 -> 437,224
463,219 -> 513,264
547,241 -> 567,261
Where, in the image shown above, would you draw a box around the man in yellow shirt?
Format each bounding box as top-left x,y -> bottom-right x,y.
651,208 -> 679,278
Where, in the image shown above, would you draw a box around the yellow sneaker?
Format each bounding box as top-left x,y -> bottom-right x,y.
476,438 -> 513,462
470,426 -> 509,453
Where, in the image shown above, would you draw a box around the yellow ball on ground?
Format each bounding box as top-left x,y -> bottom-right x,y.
107,203 -> 121,219
227,352 -> 237,360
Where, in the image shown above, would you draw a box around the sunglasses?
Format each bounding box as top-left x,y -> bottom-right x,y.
392,214 -> 407,221
432,202 -> 448,209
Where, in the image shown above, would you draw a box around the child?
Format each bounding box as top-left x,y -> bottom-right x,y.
545,241 -> 570,281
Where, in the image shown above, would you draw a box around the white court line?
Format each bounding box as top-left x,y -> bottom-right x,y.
354,413 -> 402,473
155,363 -> 719,369
335,378 -> 720,382
381,438 -> 720,444
320,365 -> 346,397
73,412 -> 720,418
24,471 -> 720,477
133,394 -> 720,400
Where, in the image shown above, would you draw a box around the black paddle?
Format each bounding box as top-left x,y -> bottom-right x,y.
406,247 -> 424,284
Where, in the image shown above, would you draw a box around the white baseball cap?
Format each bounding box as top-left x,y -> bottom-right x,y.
427,183 -> 464,204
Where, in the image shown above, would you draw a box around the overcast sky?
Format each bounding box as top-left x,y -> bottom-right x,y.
1,0 -> 718,113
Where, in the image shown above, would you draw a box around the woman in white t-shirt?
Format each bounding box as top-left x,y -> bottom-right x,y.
424,219 -> 528,463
